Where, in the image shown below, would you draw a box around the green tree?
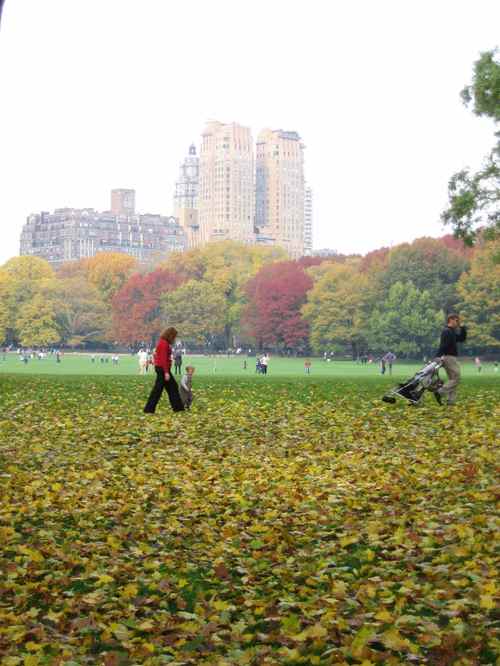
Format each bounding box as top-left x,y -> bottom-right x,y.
302,263 -> 371,357
15,295 -> 60,347
457,239 -> 500,349
442,49 -> 500,244
381,238 -> 469,313
160,280 -> 226,347
366,282 -> 442,358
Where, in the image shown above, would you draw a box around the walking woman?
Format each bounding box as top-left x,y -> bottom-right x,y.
144,327 -> 185,413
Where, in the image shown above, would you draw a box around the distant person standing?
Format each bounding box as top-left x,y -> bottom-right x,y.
261,354 -> 269,375
435,314 -> 467,406
137,349 -> 148,375
304,359 -> 312,375
173,349 -> 183,375
474,356 -> 482,373
383,352 -> 396,375
144,327 -> 185,414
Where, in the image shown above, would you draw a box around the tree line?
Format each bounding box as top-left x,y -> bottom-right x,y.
0,235 -> 498,358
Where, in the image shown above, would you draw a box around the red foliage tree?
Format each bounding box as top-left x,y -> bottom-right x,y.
112,269 -> 183,345
243,261 -> 313,350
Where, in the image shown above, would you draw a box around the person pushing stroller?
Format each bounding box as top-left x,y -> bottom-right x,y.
434,313 -> 467,406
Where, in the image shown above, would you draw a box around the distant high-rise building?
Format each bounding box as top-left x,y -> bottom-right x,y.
174,144 -> 200,248
256,129 -> 305,258
111,188 -> 135,216
20,191 -> 186,267
198,121 -> 255,245
304,184 -> 313,256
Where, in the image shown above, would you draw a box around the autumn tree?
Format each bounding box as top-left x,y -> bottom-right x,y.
457,238 -> 500,350
15,294 -> 60,347
161,242 -> 286,346
442,49 -> 500,244
48,277 -> 109,347
112,269 -> 183,345
242,261 -> 313,350
366,281 -> 442,358
302,262 -> 372,357
0,269 -> 14,343
160,280 -> 226,347
84,252 -> 138,303
0,256 -> 56,344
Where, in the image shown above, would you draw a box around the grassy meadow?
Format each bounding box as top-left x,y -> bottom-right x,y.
0,358 -> 498,664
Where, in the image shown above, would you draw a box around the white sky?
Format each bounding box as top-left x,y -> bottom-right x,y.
0,0 -> 498,264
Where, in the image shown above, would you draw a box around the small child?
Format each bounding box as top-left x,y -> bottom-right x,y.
180,365 -> 195,409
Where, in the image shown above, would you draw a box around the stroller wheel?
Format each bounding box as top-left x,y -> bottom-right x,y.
382,395 -> 396,404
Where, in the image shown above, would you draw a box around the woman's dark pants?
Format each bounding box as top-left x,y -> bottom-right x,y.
144,366 -> 185,413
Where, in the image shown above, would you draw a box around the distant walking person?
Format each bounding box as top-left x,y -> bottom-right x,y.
474,356 -> 482,373
144,327 -> 185,413
435,314 -> 467,406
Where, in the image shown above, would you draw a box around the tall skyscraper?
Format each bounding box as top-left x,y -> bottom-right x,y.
256,129 -> 305,258
173,144 -> 200,248
198,121 -> 255,245
111,188 -> 135,216
304,184 -> 313,256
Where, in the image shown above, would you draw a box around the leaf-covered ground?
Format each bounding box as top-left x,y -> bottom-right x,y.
0,375 -> 498,665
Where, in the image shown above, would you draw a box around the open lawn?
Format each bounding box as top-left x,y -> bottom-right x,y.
1,351 -> 498,378
0,371 -> 498,664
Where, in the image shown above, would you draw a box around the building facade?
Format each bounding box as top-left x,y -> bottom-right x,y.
255,129 -> 305,258
198,121 -> 255,245
173,144 -> 199,212
111,188 -> 136,216
20,191 -> 186,267
304,184 -> 313,256
173,145 -> 201,248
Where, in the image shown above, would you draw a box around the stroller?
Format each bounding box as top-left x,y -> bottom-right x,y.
382,359 -> 443,405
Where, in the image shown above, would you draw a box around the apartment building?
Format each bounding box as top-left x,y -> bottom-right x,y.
256,129 -> 305,258
198,121 -> 255,245
20,190 -> 186,267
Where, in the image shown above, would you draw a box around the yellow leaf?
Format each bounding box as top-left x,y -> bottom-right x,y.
111,623 -> 130,642
96,574 -> 114,585
375,609 -> 393,622
480,594 -> 494,610
25,642 -> 43,652
138,620 -> 155,631
350,625 -> 375,657
307,623 -> 328,639
121,583 -> 138,599
381,628 -> 410,651
44,610 -> 62,622
23,657 -> 40,666
51,482 -> 62,492
212,599 -> 231,611
107,535 -> 120,549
